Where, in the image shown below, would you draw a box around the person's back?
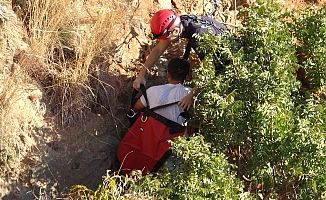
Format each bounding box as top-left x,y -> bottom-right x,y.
179,14 -> 228,60
133,58 -> 192,124
142,83 -> 191,124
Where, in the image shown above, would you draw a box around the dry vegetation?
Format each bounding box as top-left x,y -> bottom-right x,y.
14,0 -> 131,125
1,0 -> 143,197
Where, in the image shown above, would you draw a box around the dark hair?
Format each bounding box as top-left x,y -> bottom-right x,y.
167,58 -> 190,82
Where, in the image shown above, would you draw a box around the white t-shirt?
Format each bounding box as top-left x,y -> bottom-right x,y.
140,83 -> 191,124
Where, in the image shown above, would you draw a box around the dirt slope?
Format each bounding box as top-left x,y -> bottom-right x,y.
0,0 -> 325,199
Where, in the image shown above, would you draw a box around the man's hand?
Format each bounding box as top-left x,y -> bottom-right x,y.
178,92 -> 193,111
133,76 -> 146,91
179,86 -> 197,111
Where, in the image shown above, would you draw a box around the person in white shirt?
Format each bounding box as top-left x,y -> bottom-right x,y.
132,58 -> 192,125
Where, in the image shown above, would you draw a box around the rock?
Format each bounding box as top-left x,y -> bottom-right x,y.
157,0 -> 172,9
123,37 -> 141,63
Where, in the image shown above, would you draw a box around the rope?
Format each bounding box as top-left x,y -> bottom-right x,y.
204,0 -> 238,30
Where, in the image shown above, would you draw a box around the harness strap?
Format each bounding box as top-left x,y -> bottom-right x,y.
151,101 -> 179,111
130,88 -> 140,106
144,108 -> 185,134
130,83 -> 149,107
151,149 -> 172,173
139,84 -> 149,108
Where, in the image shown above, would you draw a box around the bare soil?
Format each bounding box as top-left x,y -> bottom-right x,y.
0,0 -> 325,199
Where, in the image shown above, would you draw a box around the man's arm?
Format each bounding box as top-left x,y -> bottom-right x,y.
133,40 -> 172,90
178,86 -> 197,111
132,98 -> 146,113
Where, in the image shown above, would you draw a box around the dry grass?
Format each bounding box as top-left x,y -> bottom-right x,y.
0,64 -> 44,174
14,0 -> 133,126
0,0 -> 135,173
0,68 -> 23,172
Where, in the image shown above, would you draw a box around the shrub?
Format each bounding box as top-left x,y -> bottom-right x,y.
292,5 -> 326,92
152,135 -> 249,199
191,1 -> 326,198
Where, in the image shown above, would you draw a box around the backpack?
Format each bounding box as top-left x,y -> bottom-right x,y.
116,84 -> 192,176
180,14 -> 228,60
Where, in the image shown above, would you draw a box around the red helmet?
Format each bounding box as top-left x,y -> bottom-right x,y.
150,9 -> 180,40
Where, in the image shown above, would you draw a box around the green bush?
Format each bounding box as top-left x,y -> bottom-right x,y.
292,6 -> 326,91
191,1 -> 326,199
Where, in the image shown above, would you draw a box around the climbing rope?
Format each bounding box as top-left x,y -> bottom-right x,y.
204,0 -> 238,33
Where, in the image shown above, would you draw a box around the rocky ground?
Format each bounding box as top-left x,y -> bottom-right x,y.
0,0 -> 325,199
